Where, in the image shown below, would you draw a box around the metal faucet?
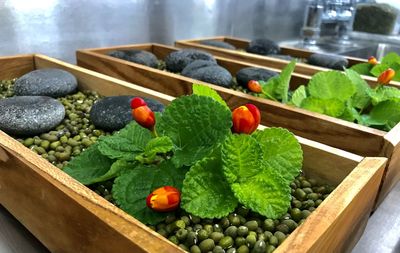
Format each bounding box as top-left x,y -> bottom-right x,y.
302,0 -> 356,47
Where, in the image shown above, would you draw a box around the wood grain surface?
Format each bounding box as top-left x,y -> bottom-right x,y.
0,54 -> 387,252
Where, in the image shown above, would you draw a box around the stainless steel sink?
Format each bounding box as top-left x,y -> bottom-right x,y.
279,38 -> 371,55
280,36 -> 400,60
339,43 -> 400,60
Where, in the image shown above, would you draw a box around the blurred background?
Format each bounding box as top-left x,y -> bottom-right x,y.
1,0 -> 399,62
0,0 -> 318,63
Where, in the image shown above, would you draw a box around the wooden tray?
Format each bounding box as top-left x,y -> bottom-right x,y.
175,36 -> 398,86
77,43 -> 400,206
0,54 -> 386,253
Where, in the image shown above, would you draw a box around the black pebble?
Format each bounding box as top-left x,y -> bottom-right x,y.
200,40 -> 236,50
246,38 -> 280,56
90,95 -> 165,131
107,50 -> 159,68
165,49 -> 216,73
236,67 -> 278,88
181,60 -> 233,88
307,53 -> 349,70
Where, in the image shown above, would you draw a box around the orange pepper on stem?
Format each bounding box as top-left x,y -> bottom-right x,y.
130,97 -> 156,130
232,103 -> 261,134
368,56 -> 378,65
247,80 -> 262,93
377,68 -> 395,85
146,186 -> 181,212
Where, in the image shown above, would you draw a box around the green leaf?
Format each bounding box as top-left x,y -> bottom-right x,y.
63,143 -> 115,185
260,60 -> 296,103
260,76 -> 280,101
290,85 -> 308,107
222,134 -> 291,218
339,102 -> 361,123
308,71 -> 356,102
369,100 -> 400,128
301,97 -> 346,117
158,95 -> 232,167
144,136 -> 173,157
275,60 -> 296,103
181,155 -> 238,218
381,52 -> 400,66
112,161 -> 186,225
369,62 -> 400,81
350,63 -> 373,76
345,69 -> 371,110
252,128 -> 303,183
192,83 -> 228,108
368,86 -> 400,105
97,122 -> 152,161
370,64 -> 390,77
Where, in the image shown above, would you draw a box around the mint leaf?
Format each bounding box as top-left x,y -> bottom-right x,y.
350,63 -> 373,76
308,71 -> 355,102
63,143 -> 115,185
158,95 -> 231,167
252,128 -> 303,183
368,86 -> 400,105
181,155 -> 238,218
192,83 -> 228,108
222,134 -> 291,218
345,69 -> 371,110
290,85 -> 307,107
301,97 -> 345,117
112,161 -> 186,225
276,60 -> 296,103
97,122 -> 152,161
369,100 -> 400,128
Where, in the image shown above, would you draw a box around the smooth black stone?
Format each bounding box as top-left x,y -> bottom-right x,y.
267,54 -> 293,61
307,53 -> 349,70
246,38 -> 280,56
181,60 -> 233,88
200,40 -> 236,50
107,50 -> 159,68
90,95 -> 165,131
14,68 -> 77,98
236,67 -> 278,88
0,96 -> 65,136
165,49 -> 216,73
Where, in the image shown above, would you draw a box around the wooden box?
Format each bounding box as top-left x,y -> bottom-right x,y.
0,54 -> 387,253
77,43 -> 400,206
175,36 -> 399,86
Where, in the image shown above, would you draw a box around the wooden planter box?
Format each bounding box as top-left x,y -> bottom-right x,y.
175,36 -> 400,87
0,54 -> 387,253
77,43 -> 400,206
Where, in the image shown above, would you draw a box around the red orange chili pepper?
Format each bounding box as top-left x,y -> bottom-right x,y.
232,103 -> 261,134
131,97 -> 156,130
368,56 -> 378,65
146,186 -> 181,212
247,80 -> 262,93
377,68 -> 395,85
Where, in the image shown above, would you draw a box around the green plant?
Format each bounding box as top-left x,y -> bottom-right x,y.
253,59 -> 400,131
351,52 -> 400,81
64,84 -> 303,225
